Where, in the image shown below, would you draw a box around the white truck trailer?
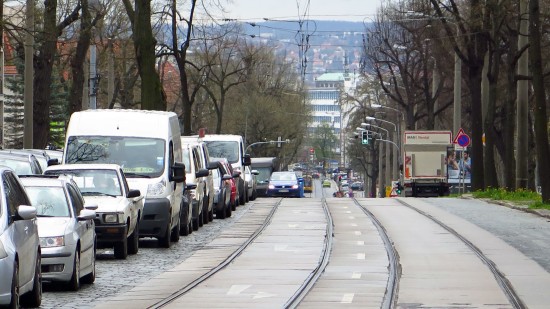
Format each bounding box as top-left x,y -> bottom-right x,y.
402,130 -> 452,197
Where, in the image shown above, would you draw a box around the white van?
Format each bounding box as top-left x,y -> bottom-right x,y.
202,134 -> 251,205
62,109 -> 185,248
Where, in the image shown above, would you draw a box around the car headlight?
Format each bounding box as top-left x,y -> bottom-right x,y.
0,241 -> 8,259
147,179 -> 167,197
268,184 -> 275,189
40,236 -> 65,248
292,184 -> 299,189
104,213 -> 124,223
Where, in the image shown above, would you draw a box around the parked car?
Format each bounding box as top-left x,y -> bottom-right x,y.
182,144 -> 209,231
44,164 -> 143,260
211,161 -> 233,219
322,179 -> 331,188
3,149 -> 59,171
0,166 -> 42,308
20,175 -> 96,290
267,171 -> 301,198
0,150 -> 43,176
244,166 -> 259,201
213,158 -> 240,211
181,137 -> 216,225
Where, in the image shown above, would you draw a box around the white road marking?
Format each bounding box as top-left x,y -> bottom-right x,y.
356,253 -> 366,260
348,216 -> 355,219
350,223 -> 357,227
345,211 -> 351,214
274,245 -> 288,251
354,231 -> 362,236
352,272 -> 362,279
252,292 -> 277,299
288,224 -> 299,228
357,241 -> 365,246
227,285 -> 251,295
341,293 -> 355,303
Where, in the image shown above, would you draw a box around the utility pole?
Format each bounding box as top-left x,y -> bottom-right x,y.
452,45 -> 462,136
24,0 -> 34,148
89,44 -> 97,109
516,0 -> 529,189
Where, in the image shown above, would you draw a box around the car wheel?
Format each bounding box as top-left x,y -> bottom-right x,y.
208,206 -> 214,222
67,250 -> 80,291
188,220 -> 194,234
217,201 -> 226,219
158,218 -> 171,248
239,185 -> 246,205
180,206 -> 190,236
170,215 -> 180,242
192,213 -> 199,231
201,197 -> 209,225
127,221 -> 139,255
21,251 -> 41,308
245,185 -> 250,203
114,236 -> 128,259
9,259 -> 20,309
81,242 -> 96,284
226,200 -> 232,218
231,199 -> 236,211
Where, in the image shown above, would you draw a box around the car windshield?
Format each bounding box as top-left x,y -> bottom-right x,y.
205,141 -> 239,164
0,158 -> 32,175
255,167 -> 272,182
26,186 -> 70,217
46,169 -> 122,196
65,136 -> 165,178
270,172 -> 297,181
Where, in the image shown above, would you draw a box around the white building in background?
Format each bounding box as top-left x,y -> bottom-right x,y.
307,71 -> 360,168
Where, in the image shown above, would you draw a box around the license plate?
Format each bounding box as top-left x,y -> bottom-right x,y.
279,189 -> 289,192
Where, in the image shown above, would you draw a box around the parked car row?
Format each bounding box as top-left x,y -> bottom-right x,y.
0,110 -> 265,307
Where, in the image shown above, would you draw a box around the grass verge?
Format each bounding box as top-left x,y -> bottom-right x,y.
471,187 -> 550,210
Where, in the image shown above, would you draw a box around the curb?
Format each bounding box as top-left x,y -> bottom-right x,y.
461,195 -> 550,219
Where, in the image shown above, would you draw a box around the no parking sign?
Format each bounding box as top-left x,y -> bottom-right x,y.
453,128 -> 471,148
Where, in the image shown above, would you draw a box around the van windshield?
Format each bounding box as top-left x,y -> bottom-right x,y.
204,141 -> 239,164
65,136 -> 165,178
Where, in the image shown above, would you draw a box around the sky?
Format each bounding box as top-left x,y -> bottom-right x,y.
226,0 -> 382,22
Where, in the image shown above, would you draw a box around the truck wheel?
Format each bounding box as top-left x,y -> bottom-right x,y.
114,237 -> 128,259
127,222 -> 139,255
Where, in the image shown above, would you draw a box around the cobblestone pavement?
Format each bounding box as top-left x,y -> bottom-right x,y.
39,201 -> 254,309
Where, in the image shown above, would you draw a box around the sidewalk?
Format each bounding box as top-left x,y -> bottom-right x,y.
462,194 -> 550,219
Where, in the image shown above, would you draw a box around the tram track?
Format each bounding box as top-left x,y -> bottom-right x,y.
353,198 -> 400,309
147,198 -> 284,309
396,199 -> 527,309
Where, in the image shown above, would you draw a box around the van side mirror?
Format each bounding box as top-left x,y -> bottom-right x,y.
243,154 -> 251,166
170,162 -> 185,183
207,162 -> 218,170
47,158 -> 59,166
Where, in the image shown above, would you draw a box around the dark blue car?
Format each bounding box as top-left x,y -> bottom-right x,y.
267,172 -> 301,198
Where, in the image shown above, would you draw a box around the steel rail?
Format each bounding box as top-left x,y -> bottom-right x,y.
149,198 -> 284,309
397,199 -> 526,309
284,197 -> 334,309
353,198 -> 400,309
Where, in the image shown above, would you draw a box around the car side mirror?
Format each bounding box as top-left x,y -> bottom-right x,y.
85,204 -> 99,210
207,162 -> 218,170
196,168 -> 209,178
127,189 -> 141,199
47,158 -> 59,166
251,169 -> 259,175
170,162 -> 186,183
16,205 -> 37,220
222,174 -> 233,181
243,154 -> 251,166
78,209 -> 96,221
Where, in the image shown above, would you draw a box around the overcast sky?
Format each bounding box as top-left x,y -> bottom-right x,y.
226,0 -> 382,22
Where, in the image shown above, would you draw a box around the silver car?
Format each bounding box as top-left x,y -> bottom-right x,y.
20,175 -> 96,291
0,167 -> 42,308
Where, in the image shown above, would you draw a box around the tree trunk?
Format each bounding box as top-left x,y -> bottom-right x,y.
33,0 -> 59,148
68,0 -> 91,115
483,48 -> 500,188
529,0 -> 550,202
466,63 -> 485,191
134,0 -> 166,111
503,34 -> 517,190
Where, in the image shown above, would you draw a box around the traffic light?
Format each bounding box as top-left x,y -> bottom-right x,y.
395,182 -> 403,194
361,130 -> 369,145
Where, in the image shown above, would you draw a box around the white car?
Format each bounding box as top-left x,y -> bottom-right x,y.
0,167 -> 42,308
20,175 -> 96,291
44,164 -> 143,260
244,166 -> 259,201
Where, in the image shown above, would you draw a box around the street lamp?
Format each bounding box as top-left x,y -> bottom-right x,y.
371,104 -> 404,180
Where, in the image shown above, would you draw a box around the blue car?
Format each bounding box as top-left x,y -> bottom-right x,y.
267,172 -> 301,198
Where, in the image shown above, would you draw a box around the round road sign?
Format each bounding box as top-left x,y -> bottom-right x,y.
457,134 -> 470,147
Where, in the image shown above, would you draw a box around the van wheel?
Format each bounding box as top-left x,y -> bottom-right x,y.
21,251 -> 41,308
192,214 -> 199,231
180,207 -> 190,236
170,215 -> 180,242
245,185 -> 250,203
208,207 -> 214,222
158,219 -> 171,248
127,222 -> 139,255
